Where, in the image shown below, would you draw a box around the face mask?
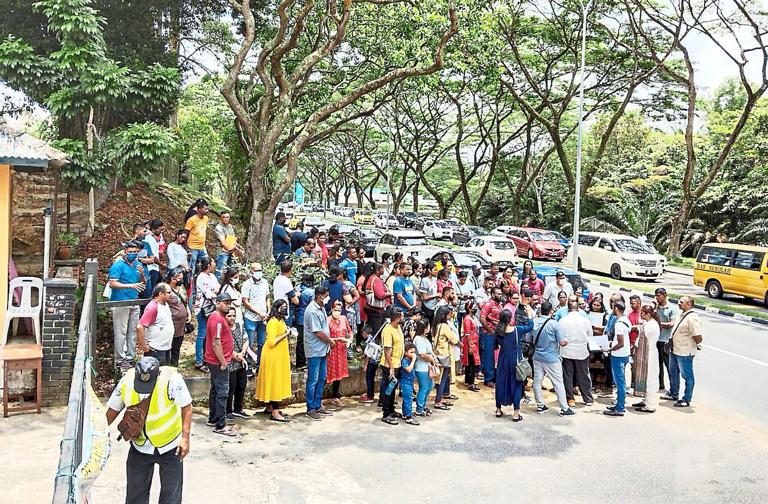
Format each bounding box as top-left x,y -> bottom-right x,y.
231,279 -> 239,286
331,310 -> 341,319
125,252 -> 138,262
253,272 -> 263,280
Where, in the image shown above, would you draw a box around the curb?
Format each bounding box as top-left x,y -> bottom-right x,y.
582,278 -> 768,326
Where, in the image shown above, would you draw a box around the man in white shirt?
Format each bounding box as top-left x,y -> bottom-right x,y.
273,260 -> 299,326
542,270 -> 574,307
106,356 -> 192,503
603,300 -> 631,417
559,299 -> 594,406
136,283 -> 175,365
241,262 -> 271,373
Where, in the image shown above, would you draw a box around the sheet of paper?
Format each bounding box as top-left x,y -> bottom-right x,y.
588,335 -> 610,352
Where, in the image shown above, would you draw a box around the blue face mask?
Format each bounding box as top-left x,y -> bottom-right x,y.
125,252 -> 138,262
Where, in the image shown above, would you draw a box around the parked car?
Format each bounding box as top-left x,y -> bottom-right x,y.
465,235 -> 518,264
568,232 -> 663,280
374,230 -> 440,260
442,217 -> 464,230
517,264 -> 590,301
551,231 -> 572,250
414,217 -> 429,231
640,241 -> 667,271
348,228 -> 384,257
333,206 -> 354,217
423,220 -> 453,240
430,250 -> 514,272
694,243 -> 768,304
452,225 -> 489,246
490,225 -> 516,238
375,213 -> 399,229
398,211 -> 419,228
353,209 -> 375,225
303,215 -> 325,229
503,227 -> 566,261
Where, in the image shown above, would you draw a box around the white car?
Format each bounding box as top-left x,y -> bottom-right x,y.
423,220 -> 453,240
568,232 -> 663,280
490,225 -> 516,239
374,230 -> 440,261
303,215 -> 326,229
375,213 -> 399,229
465,235 -> 518,264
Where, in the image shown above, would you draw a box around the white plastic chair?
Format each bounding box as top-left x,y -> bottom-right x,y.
2,277 -> 43,346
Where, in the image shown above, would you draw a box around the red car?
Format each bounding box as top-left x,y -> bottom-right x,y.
493,226 -> 566,260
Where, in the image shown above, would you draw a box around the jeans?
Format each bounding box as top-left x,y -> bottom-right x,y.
435,366 -> 451,403
147,270 -> 160,298
215,252 -> 232,280
480,331 -> 496,384
669,354 -> 696,402
206,363 -> 230,429
562,357 -> 593,403
415,370 -> 434,413
365,360 -> 378,398
227,366 -> 247,414
189,248 -> 208,276
125,444 -> 183,504
657,341 -> 670,390
112,305 -> 139,363
144,349 -> 171,366
195,311 -> 208,366
401,382 -> 414,417
306,356 -> 327,411
379,365 -> 401,418
244,319 -> 267,370
611,355 -> 629,412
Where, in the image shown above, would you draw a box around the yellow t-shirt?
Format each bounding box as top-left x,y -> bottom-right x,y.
185,215 -> 209,250
379,324 -> 404,369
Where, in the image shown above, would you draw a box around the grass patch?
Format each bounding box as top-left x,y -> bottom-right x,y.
668,257 -> 695,269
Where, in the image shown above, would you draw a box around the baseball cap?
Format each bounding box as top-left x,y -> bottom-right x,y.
408,306 -> 423,317
555,270 -> 566,278
216,292 -> 234,302
134,356 -> 160,394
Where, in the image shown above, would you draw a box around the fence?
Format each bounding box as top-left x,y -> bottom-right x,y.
52,259 -> 110,504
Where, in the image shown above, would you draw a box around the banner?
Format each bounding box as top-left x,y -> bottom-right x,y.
294,180 -> 305,204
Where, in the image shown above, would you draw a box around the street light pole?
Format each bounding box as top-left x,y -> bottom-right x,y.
571,0 -> 594,272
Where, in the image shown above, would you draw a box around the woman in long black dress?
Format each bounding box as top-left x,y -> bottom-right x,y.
494,309 -> 534,420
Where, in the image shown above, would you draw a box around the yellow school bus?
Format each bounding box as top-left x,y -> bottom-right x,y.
694,243 -> 768,306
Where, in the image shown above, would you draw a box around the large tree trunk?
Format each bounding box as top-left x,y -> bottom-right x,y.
668,197 -> 691,257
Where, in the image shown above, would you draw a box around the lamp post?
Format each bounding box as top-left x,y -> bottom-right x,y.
571,0 -> 594,272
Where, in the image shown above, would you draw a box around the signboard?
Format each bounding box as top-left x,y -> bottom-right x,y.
294,180 -> 305,204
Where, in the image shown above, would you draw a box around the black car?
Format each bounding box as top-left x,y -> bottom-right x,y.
348,228 -> 384,257
398,211 -> 418,228
452,225 -> 489,246
414,217 -> 429,231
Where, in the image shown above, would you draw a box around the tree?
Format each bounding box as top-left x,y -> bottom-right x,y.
220,0 -> 458,259
628,0 -> 768,256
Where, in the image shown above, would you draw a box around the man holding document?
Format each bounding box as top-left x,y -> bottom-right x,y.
560,299 -> 594,406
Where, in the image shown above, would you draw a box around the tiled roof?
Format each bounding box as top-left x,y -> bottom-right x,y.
0,117 -> 69,170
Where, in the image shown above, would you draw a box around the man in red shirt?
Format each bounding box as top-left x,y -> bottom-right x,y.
205,292 -> 237,436
479,286 -> 504,387
522,269 -> 545,306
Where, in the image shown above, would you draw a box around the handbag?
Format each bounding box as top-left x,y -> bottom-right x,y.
523,318 -> 551,359
201,298 -> 216,317
117,395 -> 152,442
428,364 -> 440,379
514,328 -> 532,381
184,322 -> 195,335
365,276 -> 387,309
363,321 -> 385,362
664,310 -> 692,354
436,355 -> 451,367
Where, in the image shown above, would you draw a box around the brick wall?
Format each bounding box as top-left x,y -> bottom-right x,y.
42,278 -> 78,406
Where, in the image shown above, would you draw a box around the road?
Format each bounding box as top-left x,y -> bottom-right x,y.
5,291 -> 768,503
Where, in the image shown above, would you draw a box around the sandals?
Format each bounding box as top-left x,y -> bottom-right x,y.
213,426 -> 238,437
495,409 -> 504,418
635,406 -> 656,413
194,364 -> 210,373
270,415 -> 290,423
434,403 -> 450,411
512,414 -> 523,422
445,394 -> 459,400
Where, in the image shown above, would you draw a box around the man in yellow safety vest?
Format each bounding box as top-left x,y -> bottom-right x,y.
106,356 -> 192,504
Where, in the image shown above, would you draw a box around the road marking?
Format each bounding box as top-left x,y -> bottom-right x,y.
701,344 -> 768,368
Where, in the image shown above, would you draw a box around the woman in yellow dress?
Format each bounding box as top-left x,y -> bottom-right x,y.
255,299 -> 293,422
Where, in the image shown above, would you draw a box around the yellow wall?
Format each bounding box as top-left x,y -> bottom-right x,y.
0,164 -> 10,329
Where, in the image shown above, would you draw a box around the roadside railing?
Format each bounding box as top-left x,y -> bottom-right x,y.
52,259 -> 109,504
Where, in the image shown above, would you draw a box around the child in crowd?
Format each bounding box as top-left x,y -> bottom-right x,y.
360,325 -> 377,404
400,343 -> 419,425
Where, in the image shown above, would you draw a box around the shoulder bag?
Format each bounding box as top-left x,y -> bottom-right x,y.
365,276 -> 387,309
515,328 -> 533,381
117,394 -> 152,442
435,325 -> 451,367
523,318 -> 550,360
664,310 -> 692,354
363,321 -> 386,362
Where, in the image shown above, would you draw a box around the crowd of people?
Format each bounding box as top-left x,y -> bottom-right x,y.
107,202 -> 704,437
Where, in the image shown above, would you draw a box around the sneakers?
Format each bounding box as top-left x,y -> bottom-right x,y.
213,426 -> 238,437
674,400 -> 690,408
661,394 -> 678,401
404,416 -> 420,426
382,415 -> 399,425
559,408 -> 575,416
231,410 -> 251,419
360,395 -> 375,404
225,413 -> 235,424
536,404 -> 550,414
317,408 -> 334,416
305,410 -> 322,421
603,410 -> 624,417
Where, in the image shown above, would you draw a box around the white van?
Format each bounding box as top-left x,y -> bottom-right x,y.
568,232 -> 663,280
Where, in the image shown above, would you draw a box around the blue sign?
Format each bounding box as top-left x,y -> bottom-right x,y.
294,180 -> 305,204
